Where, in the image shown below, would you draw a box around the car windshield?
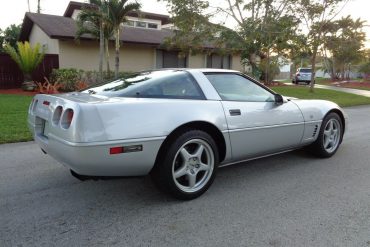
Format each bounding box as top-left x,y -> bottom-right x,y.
82,70 -> 204,100
299,69 -> 312,73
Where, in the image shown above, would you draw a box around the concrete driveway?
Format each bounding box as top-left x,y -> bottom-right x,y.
1,106 -> 370,247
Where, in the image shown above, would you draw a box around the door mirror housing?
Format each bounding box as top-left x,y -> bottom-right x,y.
274,94 -> 284,105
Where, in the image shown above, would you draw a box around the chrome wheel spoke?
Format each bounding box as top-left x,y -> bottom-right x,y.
324,137 -> 330,148
174,165 -> 187,178
187,173 -> 197,188
180,148 -> 191,160
199,162 -> 210,172
194,144 -> 204,160
324,129 -> 331,138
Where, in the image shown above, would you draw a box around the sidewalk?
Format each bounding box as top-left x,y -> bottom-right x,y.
283,83 -> 370,98
315,84 -> 370,98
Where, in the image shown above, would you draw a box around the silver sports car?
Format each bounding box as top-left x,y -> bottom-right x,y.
28,69 -> 347,199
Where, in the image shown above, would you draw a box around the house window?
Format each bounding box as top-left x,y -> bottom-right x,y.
156,50 -> 187,68
206,54 -> 232,69
148,23 -> 158,29
136,21 -> 146,28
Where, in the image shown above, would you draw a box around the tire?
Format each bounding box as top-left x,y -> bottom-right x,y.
151,130 -> 219,200
308,112 -> 343,158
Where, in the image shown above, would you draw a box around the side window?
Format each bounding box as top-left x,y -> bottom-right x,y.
83,70 -> 204,100
205,73 -> 275,102
139,73 -> 203,99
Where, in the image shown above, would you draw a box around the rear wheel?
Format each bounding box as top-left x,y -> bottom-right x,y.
309,112 -> 343,158
152,130 -> 219,200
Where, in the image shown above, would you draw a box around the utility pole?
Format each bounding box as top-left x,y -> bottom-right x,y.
37,0 -> 41,13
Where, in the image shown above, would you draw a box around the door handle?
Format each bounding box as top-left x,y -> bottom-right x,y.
229,109 -> 241,116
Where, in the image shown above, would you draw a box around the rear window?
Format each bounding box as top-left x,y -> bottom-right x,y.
82,70 -> 205,100
299,68 -> 312,73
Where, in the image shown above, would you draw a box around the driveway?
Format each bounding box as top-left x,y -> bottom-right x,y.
1,106 -> 370,247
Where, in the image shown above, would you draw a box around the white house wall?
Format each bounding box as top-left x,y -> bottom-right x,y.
188,54 -> 206,68
29,24 -> 59,54
58,40 -> 156,71
231,54 -> 244,72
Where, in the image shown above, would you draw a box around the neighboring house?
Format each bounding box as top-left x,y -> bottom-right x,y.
19,1 -> 245,72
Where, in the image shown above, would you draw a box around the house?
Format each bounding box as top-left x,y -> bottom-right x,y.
19,1 -> 245,72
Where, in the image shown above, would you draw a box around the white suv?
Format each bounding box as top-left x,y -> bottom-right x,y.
292,68 -> 313,85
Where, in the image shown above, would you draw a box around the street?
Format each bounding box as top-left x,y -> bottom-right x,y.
1,106 -> 370,247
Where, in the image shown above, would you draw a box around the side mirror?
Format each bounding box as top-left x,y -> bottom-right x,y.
274,94 -> 284,105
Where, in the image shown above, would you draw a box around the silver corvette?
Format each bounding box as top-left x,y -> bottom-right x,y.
28,69 -> 347,199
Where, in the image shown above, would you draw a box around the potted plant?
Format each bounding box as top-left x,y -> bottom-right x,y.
4,41 -> 45,91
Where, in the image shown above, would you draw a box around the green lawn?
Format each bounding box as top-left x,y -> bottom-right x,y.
0,94 -> 33,144
271,85 -> 370,107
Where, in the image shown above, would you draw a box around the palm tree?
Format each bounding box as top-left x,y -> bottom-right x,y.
78,0 -> 107,80
4,41 -> 45,90
106,0 -> 140,78
76,4 -> 114,78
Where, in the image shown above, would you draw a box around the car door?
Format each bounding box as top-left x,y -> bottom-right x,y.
205,73 -> 305,161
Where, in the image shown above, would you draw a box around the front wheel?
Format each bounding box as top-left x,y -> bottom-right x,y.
151,130 -> 219,200
309,112 -> 343,158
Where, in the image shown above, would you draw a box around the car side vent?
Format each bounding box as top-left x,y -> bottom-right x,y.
312,125 -> 318,137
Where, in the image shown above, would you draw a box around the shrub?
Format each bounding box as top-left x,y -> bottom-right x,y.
50,68 -> 83,92
49,68 -> 135,92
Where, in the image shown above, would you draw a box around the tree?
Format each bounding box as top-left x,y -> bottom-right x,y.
322,16 -> 365,80
0,24 -> 21,52
78,0 -> 108,80
164,0 -> 300,82
4,41 -> 45,88
105,0 -> 141,78
290,0 -> 349,91
76,2 -> 114,78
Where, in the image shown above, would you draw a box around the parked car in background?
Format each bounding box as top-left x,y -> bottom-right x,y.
292,68 -> 314,85
28,69 -> 346,200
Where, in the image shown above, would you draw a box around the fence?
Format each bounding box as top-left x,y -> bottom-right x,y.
0,53 -> 59,89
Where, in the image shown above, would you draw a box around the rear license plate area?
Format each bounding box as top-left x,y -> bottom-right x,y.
35,117 -> 49,138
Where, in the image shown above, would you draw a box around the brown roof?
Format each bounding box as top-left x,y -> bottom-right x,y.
20,12 -> 173,46
63,1 -> 171,24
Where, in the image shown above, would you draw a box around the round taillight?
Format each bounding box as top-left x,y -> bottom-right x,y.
61,109 -> 74,129
52,106 -> 63,125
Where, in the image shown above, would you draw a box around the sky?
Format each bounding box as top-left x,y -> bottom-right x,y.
0,0 -> 369,46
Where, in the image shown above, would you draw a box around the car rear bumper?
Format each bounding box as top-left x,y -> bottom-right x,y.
32,126 -> 165,176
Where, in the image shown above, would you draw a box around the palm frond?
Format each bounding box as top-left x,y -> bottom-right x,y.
4,41 -> 44,75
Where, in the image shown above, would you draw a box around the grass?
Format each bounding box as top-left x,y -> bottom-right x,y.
0,94 -> 33,144
271,85 -> 370,107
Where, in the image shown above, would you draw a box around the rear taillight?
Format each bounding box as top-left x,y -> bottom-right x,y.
61,109 -> 74,129
32,99 -> 38,114
52,106 -> 63,125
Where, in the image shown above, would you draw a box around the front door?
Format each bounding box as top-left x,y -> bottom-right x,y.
204,73 -> 305,161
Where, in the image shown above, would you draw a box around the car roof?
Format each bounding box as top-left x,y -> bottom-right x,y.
150,68 -> 240,73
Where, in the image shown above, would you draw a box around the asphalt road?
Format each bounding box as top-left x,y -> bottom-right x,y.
1,106 -> 370,247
